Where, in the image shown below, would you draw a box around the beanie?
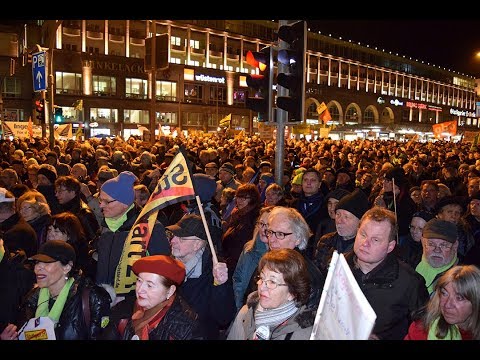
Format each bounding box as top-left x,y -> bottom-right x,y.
193,173 -> 216,203
326,188 -> 350,201
336,188 -> 370,219
37,166 -> 57,185
291,173 -> 303,186
384,166 -> 406,186
132,255 -> 185,286
101,171 -> 137,206
219,162 -> 235,176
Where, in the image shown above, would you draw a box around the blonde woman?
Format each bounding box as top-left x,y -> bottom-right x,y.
17,190 -> 52,249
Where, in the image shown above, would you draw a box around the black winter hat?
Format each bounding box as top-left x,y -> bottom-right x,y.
435,195 -> 466,215
384,166 -> 406,186
326,188 -> 350,201
336,188 -> 370,219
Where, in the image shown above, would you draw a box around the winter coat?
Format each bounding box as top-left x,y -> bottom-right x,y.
16,275 -> 111,340
232,234 -> 268,311
95,204 -> 171,287
314,231 -> 355,276
227,291 -> 316,340
100,293 -> 205,340
345,251 -> 429,340
178,247 -> 236,340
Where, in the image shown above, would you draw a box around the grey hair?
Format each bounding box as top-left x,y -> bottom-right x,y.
268,206 -> 311,250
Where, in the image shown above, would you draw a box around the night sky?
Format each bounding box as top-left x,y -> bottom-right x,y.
306,19 -> 480,77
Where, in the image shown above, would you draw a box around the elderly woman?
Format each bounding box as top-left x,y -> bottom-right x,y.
0,240 -> 111,340
222,183 -> 261,278
100,255 -> 204,340
17,190 -> 52,250
405,265 -> 480,340
227,248 -> 316,340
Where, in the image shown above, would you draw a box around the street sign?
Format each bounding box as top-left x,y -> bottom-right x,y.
32,51 -> 46,92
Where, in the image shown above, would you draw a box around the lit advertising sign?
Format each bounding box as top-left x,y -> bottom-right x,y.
450,108 -> 475,117
390,99 -> 404,106
194,74 -> 225,84
406,101 -> 427,109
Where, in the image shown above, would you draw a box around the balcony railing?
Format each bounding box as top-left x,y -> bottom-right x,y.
171,44 -> 186,53
63,27 -> 81,37
130,38 -> 145,46
87,31 -> 104,40
109,34 -> 125,43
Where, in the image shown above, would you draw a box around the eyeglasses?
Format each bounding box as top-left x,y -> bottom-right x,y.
235,196 -> 251,200
256,221 -> 267,229
426,242 -> 453,251
55,187 -> 68,194
97,197 -> 117,205
255,276 -> 287,290
264,229 -> 293,240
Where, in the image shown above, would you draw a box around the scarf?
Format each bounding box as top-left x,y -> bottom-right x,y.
416,255 -> 458,294
35,277 -> 75,323
427,317 -> 462,340
254,300 -> 298,330
0,240 -> 4,263
105,203 -> 134,232
131,295 -> 175,340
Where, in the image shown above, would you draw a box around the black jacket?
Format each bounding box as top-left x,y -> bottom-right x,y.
100,293 -> 205,340
16,275 -> 111,340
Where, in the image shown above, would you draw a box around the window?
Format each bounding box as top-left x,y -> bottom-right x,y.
56,72 -> 82,95
209,86 -> 227,105
346,107 -> 358,122
364,108 -> 375,123
124,109 -> 149,124
156,111 -> 177,125
2,77 -> 21,98
181,112 -> 203,127
184,84 -> 203,103
93,75 -> 116,96
328,104 -> 340,122
126,78 -> 147,99
156,80 -> 177,101
171,36 -> 182,47
233,90 -> 246,105
90,108 -> 118,123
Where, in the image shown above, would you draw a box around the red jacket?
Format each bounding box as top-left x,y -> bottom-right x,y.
404,320 -> 472,340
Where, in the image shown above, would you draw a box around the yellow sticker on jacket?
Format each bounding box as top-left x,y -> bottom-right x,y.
101,316 -> 110,328
24,329 -> 48,340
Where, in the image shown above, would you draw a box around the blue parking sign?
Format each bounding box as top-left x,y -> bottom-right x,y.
32,51 -> 46,92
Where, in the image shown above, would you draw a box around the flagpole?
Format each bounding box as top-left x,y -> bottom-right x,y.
195,195 -> 218,265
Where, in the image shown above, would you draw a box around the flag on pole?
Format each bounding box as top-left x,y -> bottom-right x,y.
219,113 -> 232,127
114,148 -> 196,295
27,116 -> 34,140
320,108 -> 332,123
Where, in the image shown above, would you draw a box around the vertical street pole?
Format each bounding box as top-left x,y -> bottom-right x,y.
275,20 -> 289,185
149,20 -> 157,144
48,20 -> 62,149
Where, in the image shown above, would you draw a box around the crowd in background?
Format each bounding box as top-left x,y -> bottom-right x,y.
1,132 -> 480,341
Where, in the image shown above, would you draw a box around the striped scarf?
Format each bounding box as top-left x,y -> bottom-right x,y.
254,300 -> 298,329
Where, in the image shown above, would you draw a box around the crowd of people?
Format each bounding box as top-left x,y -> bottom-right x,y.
1,132 -> 480,341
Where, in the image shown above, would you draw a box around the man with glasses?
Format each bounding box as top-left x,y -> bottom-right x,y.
166,214 -> 236,340
263,206 -> 325,310
415,218 -> 460,294
95,171 -> 170,292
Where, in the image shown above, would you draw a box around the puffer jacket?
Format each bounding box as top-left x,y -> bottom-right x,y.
16,274 -> 111,340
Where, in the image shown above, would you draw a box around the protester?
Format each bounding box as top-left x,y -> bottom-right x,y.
345,206 -> 429,340
166,214 -> 236,340
227,248 -> 316,340
416,218 -> 460,295
100,255 -> 205,340
405,265 -> 480,340
0,240 -> 111,340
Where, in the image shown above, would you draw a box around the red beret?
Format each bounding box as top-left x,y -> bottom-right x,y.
132,255 -> 185,286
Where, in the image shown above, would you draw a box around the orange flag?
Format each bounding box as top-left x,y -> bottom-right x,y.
320,108 -> 332,123
27,116 -> 34,140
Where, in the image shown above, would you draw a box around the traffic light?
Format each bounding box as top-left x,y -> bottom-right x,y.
245,46 -> 273,122
35,99 -> 45,122
54,107 -> 64,123
276,20 -> 307,123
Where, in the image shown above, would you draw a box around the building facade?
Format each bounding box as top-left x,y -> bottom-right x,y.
0,19 -> 477,141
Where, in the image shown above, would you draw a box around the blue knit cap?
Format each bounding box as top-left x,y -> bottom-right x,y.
101,171 -> 137,206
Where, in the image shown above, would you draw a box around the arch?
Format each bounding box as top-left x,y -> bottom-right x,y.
380,107 -> 394,124
364,105 -> 380,124
345,103 -> 362,124
305,97 -> 323,124
326,100 -> 343,125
